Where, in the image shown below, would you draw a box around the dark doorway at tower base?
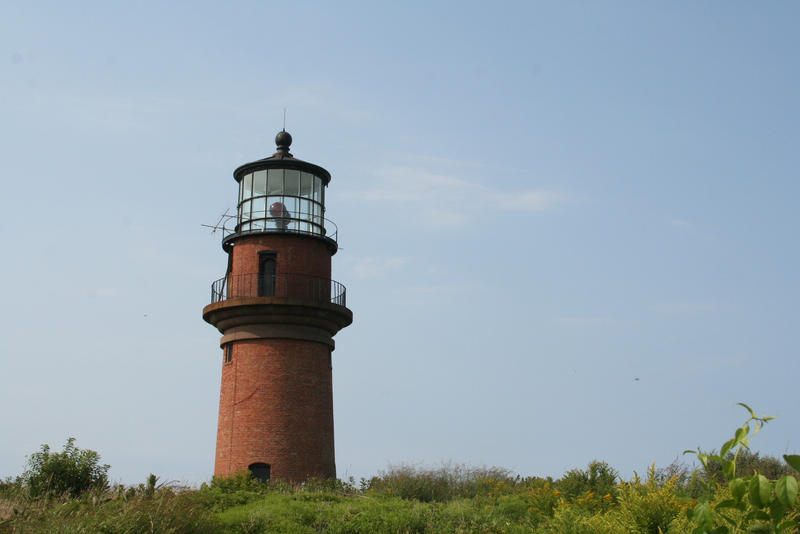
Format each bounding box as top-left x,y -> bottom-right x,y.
249,462 -> 271,482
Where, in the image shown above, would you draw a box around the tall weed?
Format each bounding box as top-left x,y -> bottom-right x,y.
614,465 -> 689,534
0,488 -> 217,534
366,463 -> 514,502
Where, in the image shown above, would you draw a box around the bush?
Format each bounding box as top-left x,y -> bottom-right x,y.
21,437 -> 109,498
366,463 -> 514,502
544,504 -> 620,534
556,460 -> 619,502
519,478 -> 560,525
614,467 -> 687,534
701,448 -> 797,484
685,403 -> 800,533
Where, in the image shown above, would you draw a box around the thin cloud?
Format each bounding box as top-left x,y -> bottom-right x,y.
498,190 -> 564,211
344,256 -> 409,278
253,83 -> 378,124
88,287 -> 119,298
669,218 -> 692,229
404,282 -> 486,295
651,299 -> 719,316
553,315 -> 627,328
351,165 -> 566,229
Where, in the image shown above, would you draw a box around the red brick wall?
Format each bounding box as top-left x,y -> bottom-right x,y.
230,234 -> 331,279
214,338 -> 335,481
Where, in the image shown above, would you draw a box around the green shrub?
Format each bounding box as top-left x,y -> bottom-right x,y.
21,438 -> 109,498
208,470 -> 270,493
685,403 -> 800,534
520,479 -> 561,524
556,460 -> 619,502
701,449 -> 798,484
614,467 -> 687,534
545,504 -> 618,534
366,463 -> 514,502
191,472 -> 275,513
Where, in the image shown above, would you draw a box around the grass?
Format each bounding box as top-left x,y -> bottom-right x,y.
1,461 -> 797,533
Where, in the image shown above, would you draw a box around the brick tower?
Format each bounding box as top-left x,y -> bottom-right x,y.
203,131 -> 352,482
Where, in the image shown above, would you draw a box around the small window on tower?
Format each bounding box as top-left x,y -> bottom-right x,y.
224,344 -> 233,364
258,252 -> 276,297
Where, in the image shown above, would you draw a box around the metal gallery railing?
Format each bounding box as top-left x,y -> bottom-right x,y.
213,210 -> 338,243
210,272 -> 346,307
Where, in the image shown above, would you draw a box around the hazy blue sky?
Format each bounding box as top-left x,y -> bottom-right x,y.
1,2 -> 798,485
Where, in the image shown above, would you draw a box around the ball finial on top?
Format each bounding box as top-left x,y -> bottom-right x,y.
275,130 -> 292,152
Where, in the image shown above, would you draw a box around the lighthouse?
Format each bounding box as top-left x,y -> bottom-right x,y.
203,131 -> 352,482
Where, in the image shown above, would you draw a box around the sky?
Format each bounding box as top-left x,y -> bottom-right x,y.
1,1 -> 798,485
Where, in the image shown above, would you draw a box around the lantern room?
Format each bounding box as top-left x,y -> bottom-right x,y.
231,130 -> 334,244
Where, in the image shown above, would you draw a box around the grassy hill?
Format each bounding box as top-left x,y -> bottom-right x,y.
3,407 -> 798,533
2,458 -> 798,534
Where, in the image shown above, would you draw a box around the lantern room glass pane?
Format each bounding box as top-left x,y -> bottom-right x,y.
283,196 -> 298,214
252,197 -> 266,219
314,207 -> 323,226
284,170 -> 300,196
267,169 -> 283,195
298,199 -> 310,218
253,170 -> 267,197
242,173 -> 253,200
312,177 -> 321,203
240,200 -> 252,221
300,172 -> 313,199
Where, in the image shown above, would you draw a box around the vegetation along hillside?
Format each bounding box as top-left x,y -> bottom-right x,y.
1,404 -> 798,534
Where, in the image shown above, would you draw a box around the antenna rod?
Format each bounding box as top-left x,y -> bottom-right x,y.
283,108 -> 287,131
